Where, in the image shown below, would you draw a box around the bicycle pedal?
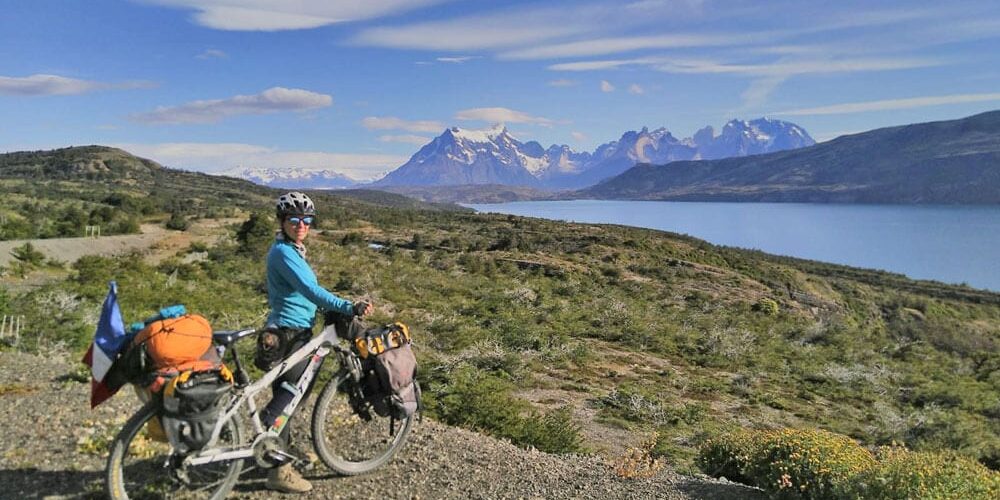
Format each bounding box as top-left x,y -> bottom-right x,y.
265,449 -> 298,465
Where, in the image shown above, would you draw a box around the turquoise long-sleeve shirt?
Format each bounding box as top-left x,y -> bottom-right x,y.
266,239 -> 354,328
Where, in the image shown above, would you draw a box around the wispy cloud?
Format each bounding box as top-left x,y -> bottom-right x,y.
500,33 -> 752,60
548,59 -> 652,71
379,134 -> 432,145
137,0 -> 449,31
628,83 -> 644,94
551,56 -> 942,76
351,3 -> 632,51
600,80 -> 615,92
776,92 -> 1000,116
436,56 -> 478,63
0,74 -> 154,96
548,79 -> 577,87
571,131 -> 587,141
114,142 -> 405,180
361,116 -> 445,133
196,49 -> 228,59
132,87 -> 332,124
454,107 -> 554,126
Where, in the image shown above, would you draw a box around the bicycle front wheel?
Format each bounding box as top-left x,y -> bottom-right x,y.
106,401 -> 244,500
311,374 -> 414,475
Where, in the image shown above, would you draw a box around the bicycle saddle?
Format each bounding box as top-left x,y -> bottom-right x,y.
212,328 -> 257,346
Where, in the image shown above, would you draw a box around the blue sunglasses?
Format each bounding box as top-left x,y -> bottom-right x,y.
286,216 -> 314,226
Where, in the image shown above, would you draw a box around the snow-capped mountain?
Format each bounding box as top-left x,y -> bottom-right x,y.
375,118 -> 815,189
374,125 -> 552,186
695,118 -> 814,160
218,166 -> 358,189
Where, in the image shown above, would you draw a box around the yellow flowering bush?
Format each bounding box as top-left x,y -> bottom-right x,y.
746,428 -> 876,500
698,428 -> 876,500
838,447 -> 1000,500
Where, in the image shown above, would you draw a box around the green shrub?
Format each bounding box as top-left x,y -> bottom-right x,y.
427,367 -> 583,453
697,428 -> 762,484
840,447 -> 1000,500
165,211 -> 190,231
11,242 -> 46,266
753,297 -> 780,316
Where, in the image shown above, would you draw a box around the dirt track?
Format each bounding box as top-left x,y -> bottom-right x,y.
0,225 -> 167,267
0,219 -> 245,268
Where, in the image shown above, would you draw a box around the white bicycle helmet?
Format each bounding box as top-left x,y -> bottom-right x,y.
275,191 -> 316,218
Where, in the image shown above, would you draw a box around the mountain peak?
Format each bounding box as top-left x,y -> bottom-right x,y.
447,124 -> 509,143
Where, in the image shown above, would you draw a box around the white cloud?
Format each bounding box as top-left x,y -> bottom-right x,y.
548,79 -> 577,87
454,107 -> 554,126
628,83 -> 644,94
354,21 -> 584,51
600,80 -> 615,92
776,92 -> 1000,116
436,56 -> 478,63
132,87 -> 332,124
0,74 -> 154,96
738,75 -> 786,110
361,116 -> 445,133
137,0 -> 449,31
379,134 -> 433,145
196,49 -> 228,59
571,131 -> 587,141
113,142 -> 406,180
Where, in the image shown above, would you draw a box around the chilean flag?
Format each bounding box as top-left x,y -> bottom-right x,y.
81,281 -> 128,408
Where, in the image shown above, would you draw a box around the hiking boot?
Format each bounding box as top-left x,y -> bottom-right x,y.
266,464 -> 313,493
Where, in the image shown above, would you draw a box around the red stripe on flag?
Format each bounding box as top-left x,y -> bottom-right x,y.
90,379 -> 114,409
82,344 -> 93,367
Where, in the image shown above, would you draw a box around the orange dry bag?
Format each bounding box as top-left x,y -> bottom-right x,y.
132,314 -> 213,372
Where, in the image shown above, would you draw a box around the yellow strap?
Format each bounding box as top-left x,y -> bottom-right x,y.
218,364 -> 234,384
355,338 -> 369,359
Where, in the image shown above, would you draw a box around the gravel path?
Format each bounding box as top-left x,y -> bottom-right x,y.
0,351 -> 763,500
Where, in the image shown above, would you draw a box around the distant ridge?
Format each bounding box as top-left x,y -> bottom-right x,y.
218,166 -> 358,189
579,110 -> 1000,204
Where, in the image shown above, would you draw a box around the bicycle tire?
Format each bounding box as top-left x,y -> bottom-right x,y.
106,401 -> 244,500
311,374 -> 414,475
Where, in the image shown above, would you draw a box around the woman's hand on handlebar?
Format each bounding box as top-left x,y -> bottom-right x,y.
353,300 -> 374,317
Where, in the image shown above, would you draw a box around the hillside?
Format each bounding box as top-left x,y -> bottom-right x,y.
580,110 -> 1000,204
0,146 -> 465,242
1,146 -> 998,495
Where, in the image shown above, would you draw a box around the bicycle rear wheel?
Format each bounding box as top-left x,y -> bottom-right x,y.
311,374 -> 413,475
106,401 -> 244,500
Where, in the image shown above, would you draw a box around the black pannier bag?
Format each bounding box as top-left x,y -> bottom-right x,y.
354,322 -> 421,419
161,370 -> 233,454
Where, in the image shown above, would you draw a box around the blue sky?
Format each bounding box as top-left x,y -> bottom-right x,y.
2,0 -> 999,180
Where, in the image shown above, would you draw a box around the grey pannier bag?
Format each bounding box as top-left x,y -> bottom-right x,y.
354,323 -> 421,419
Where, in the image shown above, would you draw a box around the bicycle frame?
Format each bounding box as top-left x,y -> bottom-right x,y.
185,323 -> 343,466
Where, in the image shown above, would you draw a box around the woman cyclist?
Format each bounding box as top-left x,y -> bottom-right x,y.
259,191 -> 372,493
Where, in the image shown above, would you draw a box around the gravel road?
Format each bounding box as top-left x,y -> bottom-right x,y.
0,351 -> 763,500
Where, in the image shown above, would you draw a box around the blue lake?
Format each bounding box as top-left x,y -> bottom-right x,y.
466,200 -> 1000,292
